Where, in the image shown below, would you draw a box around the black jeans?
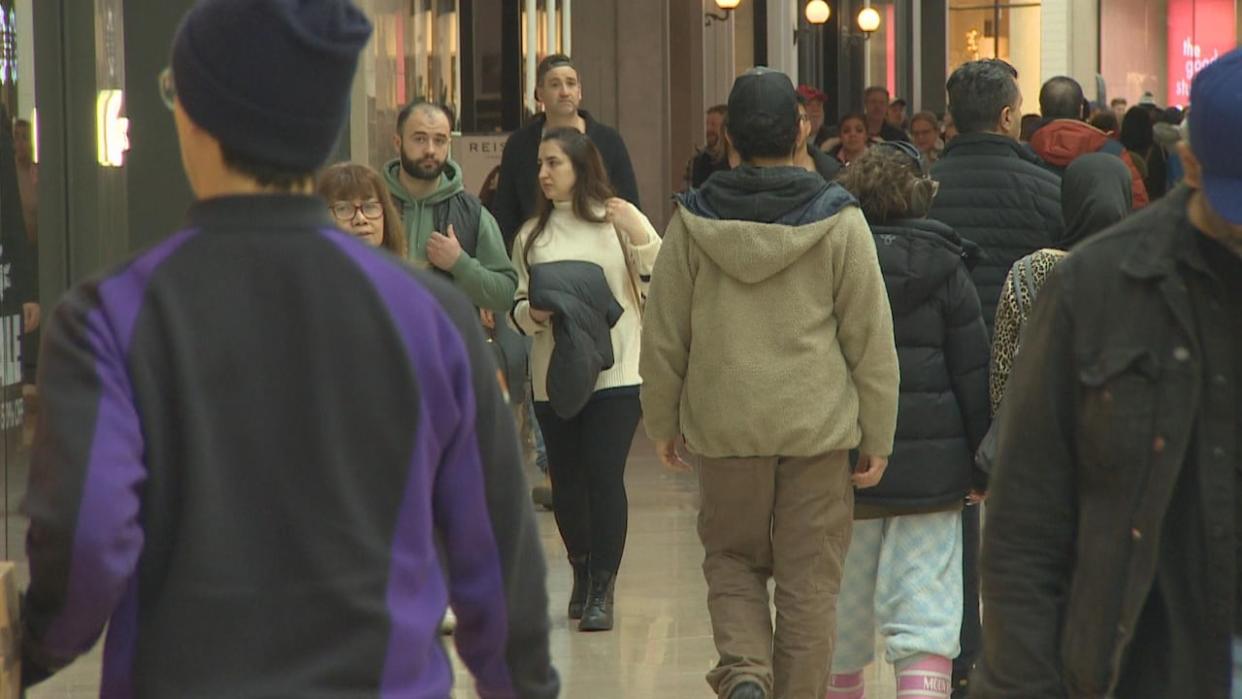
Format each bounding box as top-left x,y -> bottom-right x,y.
534,387 -> 641,575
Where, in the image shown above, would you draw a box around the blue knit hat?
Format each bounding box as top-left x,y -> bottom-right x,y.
171,0 -> 373,172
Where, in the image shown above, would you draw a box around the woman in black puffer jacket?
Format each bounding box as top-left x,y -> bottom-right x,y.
826,142 -> 991,699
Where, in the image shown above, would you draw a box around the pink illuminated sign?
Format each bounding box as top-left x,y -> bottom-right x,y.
1167,0 -> 1236,107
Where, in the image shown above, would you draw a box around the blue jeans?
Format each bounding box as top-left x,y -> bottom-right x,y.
526,393 -> 548,472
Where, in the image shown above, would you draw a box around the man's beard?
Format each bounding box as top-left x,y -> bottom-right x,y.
402,152 -> 446,181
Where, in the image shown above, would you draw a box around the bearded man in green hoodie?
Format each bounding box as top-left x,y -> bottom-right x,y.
385,100 -> 517,313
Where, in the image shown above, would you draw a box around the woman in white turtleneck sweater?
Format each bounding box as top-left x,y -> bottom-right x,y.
510,127 -> 660,633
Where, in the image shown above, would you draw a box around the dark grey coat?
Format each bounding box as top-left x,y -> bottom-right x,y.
527,260 -> 623,419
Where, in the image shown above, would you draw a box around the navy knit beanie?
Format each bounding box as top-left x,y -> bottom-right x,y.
171,0 -> 373,172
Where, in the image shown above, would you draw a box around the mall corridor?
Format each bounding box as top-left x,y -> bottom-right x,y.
27,434 -> 900,699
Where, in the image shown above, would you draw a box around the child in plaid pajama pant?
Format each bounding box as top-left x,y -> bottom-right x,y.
826,510 -> 963,699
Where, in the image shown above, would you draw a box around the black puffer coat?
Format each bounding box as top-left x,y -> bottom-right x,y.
928,133 -> 1064,337
854,218 -> 992,519
528,260 -> 624,419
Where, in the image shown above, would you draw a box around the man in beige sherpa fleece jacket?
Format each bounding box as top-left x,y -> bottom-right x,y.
639,68 -> 899,699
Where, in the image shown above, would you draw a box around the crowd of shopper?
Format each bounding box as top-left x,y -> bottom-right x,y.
12,1 -> 1240,698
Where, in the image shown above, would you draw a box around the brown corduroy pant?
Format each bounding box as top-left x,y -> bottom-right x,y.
696,451 -> 855,699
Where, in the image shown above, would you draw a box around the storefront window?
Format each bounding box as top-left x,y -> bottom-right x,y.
1101,0 -> 1235,109
862,1 -> 897,98
948,1 -> 1041,116
2,0 -> 43,561
466,0 -> 505,132
351,0 -> 460,171
519,0 -> 571,120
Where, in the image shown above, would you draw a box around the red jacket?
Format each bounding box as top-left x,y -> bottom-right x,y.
1030,119 -> 1149,209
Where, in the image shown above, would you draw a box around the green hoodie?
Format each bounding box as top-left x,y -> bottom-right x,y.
383,158 -> 518,312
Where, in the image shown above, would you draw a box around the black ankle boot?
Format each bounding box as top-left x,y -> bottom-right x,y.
567,555 -> 589,620
577,569 -> 616,632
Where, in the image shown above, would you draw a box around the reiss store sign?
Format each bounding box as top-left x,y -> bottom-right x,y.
1168,0 -> 1236,107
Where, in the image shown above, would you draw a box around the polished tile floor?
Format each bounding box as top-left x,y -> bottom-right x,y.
25,433 -> 899,698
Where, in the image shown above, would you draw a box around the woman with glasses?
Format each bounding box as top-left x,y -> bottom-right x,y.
826,143 -> 991,699
317,163 -> 406,255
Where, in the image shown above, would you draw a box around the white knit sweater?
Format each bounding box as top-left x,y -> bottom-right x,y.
510,201 -> 661,402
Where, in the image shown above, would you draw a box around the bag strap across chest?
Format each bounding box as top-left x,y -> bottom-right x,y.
432,193 -> 483,257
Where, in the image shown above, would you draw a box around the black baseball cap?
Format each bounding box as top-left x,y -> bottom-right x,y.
728,68 -> 798,137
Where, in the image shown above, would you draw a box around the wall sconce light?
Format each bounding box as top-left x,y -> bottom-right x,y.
805,0 -> 831,25
795,1 -> 883,43
833,5 -> 882,44
706,0 -> 740,27
857,7 -> 882,35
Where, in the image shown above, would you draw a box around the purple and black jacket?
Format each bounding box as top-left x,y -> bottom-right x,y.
21,195 -> 558,698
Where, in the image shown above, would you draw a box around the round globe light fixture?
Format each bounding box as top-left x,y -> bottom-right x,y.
805,0 -> 831,24
857,7 -> 882,33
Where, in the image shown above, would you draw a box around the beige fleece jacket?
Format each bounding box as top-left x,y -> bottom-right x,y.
639,204 -> 899,458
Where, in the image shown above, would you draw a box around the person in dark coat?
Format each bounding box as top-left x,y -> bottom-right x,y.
924,58 -> 1062,698
1060,152 -> 1133,248
828,142 -> 991,699
989,153 -> 1133,421
0,104 -> 39,397
685,104 -> 731,190
491,53 -> 641,252
1028,76 -> 1149,208
928,59 -> 1064,339
1121,106 -> 1169,201
865,86 -> 910,142
19,2 -> 559,697
797,83 -> 835,148
973,49 -> 1242,698
796,95 -> 842,181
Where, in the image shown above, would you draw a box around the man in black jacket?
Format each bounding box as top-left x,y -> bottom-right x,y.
974,49 -> 1242,698
684,104 -> 730,190
865,86 -> 910,143
796,95 -> 842,182
925,58 -> 1062,698
928,59 -> 1063,338
19,1 -> 558,696
491,54 -> 641,251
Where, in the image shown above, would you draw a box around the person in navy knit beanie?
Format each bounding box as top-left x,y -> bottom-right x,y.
19,1 -> 560,697
169,0 -> 371,174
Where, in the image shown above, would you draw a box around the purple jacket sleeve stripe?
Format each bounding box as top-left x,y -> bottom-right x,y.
29,230 -> 198,668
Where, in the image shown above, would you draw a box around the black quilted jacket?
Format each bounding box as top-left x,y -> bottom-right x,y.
928,132 -> 1065,338
854,218 -> 992,519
